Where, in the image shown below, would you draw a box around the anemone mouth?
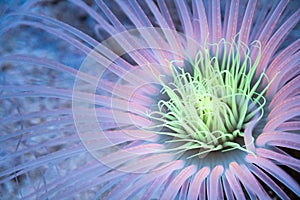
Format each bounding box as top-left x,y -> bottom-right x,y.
147,38 -> 271,158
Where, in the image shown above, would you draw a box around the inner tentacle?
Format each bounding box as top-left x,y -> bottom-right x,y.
146,38 -> 273,158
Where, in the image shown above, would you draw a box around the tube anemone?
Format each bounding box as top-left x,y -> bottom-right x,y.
1,0 -> 300,199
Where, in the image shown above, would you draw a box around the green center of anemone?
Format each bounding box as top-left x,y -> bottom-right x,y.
148,39 -> 272,159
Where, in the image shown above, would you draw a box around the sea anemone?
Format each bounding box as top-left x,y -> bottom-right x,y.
1,0 -> 299,199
